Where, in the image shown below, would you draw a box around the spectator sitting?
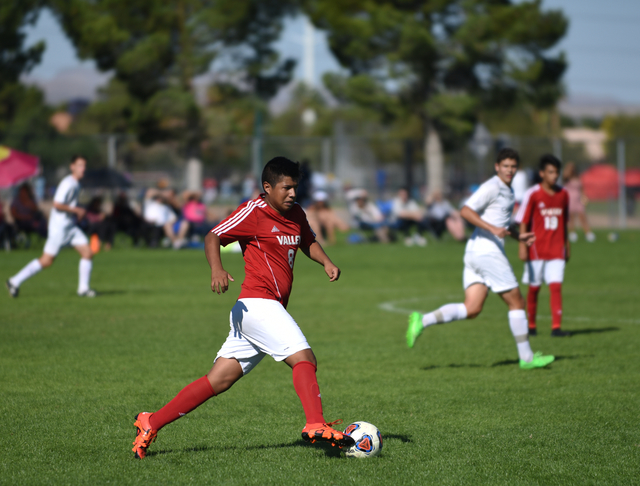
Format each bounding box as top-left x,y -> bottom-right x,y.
11,182 -> 47,244
0,199 -> 16,250
112,192 -> 145,246
82,196 -> 116,251
143,189 -> 189,249
347,188 -> 390,243
305,191 -> 350,246
389,188 -> 429,247
426,190 -> 466,242
182,191 -> 210,237
163,187 -> 192,245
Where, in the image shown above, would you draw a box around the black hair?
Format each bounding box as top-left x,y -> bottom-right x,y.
496,147 -> 520,165
70,154 -> 85,164
539,154 -> 561,172
261,157 -> 300,188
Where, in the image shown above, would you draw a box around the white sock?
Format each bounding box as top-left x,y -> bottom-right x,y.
422,303 -> 468,327
78,258 -> 93,294
10,259 -> 43,287
509,309 -> 533,362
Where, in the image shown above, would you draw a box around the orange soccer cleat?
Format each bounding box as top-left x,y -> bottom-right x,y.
301,420 -> 355,448
132,412 -> 158,459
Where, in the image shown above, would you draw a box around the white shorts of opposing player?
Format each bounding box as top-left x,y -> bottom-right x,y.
216,298 -> 311,375
463,251 -> 519,293
9,225 -> 92,295
522,259 -> 565,286
422,250 -> 534,362
44,225 -> 88,256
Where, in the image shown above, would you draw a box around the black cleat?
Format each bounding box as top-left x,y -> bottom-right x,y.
551,328 -> 571,337
6,279 -> 18,298
528,327 -> 537,336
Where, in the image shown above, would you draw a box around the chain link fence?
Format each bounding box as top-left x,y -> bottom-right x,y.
2,132 -> 639,229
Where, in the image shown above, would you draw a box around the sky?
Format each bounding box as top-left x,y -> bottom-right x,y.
22,0 -> 640,107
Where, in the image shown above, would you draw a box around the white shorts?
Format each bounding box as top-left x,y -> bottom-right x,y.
463,251 -> 518,294
43,226 -> 88,256
215,298 -> 311,375
522,259 -> 565,286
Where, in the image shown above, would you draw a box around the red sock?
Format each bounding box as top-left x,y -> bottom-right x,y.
527,286 -> 541,328
549,283 -> 563,330
292,361 -> 325,425
149,376 -> 216,430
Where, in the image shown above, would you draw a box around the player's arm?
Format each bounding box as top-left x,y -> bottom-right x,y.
460,205 -> 509,238
301,241 -> 341,282
564,196 -> 570,262
53,202 -> 85,220
204,231 -> 235,294
518,222 -> 529,261
507,222 -> 535,246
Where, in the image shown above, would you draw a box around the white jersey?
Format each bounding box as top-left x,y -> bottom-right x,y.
463,175 -> 514,254
48,175 -> 80,233
143,199 -> 176,226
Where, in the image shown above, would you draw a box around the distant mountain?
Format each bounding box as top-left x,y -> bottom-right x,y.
22,67 -> 112,105
559,94 -> 640,119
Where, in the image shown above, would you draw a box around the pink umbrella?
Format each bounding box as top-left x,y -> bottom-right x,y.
0,146 -> 40,188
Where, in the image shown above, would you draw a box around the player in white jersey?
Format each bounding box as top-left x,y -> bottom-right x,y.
6,156 -> 96,298
406,148 -> 554,370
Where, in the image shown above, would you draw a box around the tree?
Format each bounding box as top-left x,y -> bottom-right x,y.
0,2 -> 48,139
307,0 -> 568,191
602,115 -> 640,168
51,0 -> 297,149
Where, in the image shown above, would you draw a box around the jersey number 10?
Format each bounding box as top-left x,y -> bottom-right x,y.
544,216 -> 559,230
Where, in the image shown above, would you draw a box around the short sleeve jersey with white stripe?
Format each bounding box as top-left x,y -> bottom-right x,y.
514,184 -> 569,260
212,195 -> 316,308
463,175 -> 515,254
48,174 -> 80,232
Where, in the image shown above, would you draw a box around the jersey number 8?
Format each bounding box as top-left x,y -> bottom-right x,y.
288,249 -> 295,269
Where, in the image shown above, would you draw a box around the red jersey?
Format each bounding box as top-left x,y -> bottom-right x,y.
211,195 -> 316,308
515,184 -> 569,260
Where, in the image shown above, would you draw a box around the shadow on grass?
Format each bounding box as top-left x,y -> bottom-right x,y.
568,327 -> 619,335
148,433 -> 412,459
384,433 -> 412,443
95,290 -> 129,296
148,439 -> 344,459
421,363 -> 484,370
422,353 -> 595,371
554,354 -> 594,361
95,289 -> 156,296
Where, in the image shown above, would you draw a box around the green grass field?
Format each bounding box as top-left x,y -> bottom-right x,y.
1,232 -> 639,485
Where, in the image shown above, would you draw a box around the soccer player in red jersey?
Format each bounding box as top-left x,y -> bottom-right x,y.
132,157 -> 355,459
515,154 -> 571,337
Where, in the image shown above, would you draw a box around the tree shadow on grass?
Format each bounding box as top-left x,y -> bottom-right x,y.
568,327 -> 619,336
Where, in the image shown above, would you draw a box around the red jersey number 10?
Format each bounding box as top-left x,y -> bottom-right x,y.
544,216 -> 559,230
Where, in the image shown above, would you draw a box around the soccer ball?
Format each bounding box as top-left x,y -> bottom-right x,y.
342,421 -> 383,458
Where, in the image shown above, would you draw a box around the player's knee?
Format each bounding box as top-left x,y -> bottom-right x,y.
39,255 -> 54,268
466,309 -> 481,320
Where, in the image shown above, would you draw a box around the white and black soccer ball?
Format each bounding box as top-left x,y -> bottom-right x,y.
342,421 -> 383,458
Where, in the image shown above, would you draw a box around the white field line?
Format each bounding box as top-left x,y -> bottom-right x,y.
378,297 -> 640,324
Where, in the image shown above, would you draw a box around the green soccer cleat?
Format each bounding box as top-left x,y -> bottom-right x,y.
519,351 -> 555,370
406,312 -> 424,348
